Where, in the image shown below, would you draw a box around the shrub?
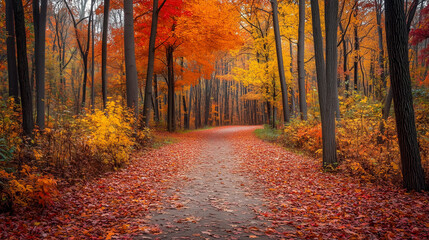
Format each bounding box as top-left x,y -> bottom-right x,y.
280,94 -> 429,185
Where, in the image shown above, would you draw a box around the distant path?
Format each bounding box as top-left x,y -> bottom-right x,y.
139,126 -> 290,239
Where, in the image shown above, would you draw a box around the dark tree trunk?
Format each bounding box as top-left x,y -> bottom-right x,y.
101,0 -> 110,109
124,0 -> 139,115
385,0 -> 426,191
167,46 -> 175,132
375,1 -> 386,99
91,10 -> 95,110
6,0 -> 18,100
33,0 -> 47,129
204,78 -> 212,126
340,22 -> 350,98
13,0 -> 34,136
187,86 -> 193,129
353,0 -> 359,92
311,0 -> 338,167
298,0 -> 308,120
143,0 -> 161,126
153,75 -> 160,122
324,0 -> 339,165
271,0 -> 290,123
183,94 -> 189,129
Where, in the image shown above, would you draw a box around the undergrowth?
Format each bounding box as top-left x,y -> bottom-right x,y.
0,99 -> 153,213
280,94 -> 429,186
254,125 -> 281,142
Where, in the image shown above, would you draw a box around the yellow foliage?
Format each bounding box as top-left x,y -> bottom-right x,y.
77,101 -> 135,168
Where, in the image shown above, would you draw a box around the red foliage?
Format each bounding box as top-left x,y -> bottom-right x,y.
410,5 -> 429,66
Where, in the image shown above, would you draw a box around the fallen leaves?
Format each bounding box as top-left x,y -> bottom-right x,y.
0,132 -> 202,239
233,127 -> 429,239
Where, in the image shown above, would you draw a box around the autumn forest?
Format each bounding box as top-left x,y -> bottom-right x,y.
0,0 -> 428,238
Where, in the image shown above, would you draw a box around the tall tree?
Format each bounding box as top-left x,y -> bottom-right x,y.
124,0 -> 139,115
5,0 -> 18,100
297,0 -> 307,120
385,0 -> 426,191
310,0 -> 338,167
33,0 -> 48,129
13,0 -> 34,136
65,0 -> 95,110
270,0 -> 290,123
101,0 -> 110,109
142,0 -> 167,126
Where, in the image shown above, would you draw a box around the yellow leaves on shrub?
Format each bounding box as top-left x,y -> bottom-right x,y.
78,101 -> 134,168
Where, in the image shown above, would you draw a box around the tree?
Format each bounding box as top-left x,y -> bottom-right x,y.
5,0 -> 18,100
101,0 -> 110,110
297,0 -> 307,120
65,0 -> 95,111
142,0 -> 167,126
271,0 -> 290,123
310,0 -> 338,167
33,0 -> 48,129
384,0 -> 426,191
124,0 -> 139,115
13,0 -> 34,136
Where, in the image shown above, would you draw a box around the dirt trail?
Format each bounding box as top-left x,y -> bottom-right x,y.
139,126 -> 286,239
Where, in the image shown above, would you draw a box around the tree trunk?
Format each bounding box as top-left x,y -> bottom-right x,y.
142,0 -> 160,126
311,0 -> 337,167
101,0 -> 110,109
271,0 -> 290,123
385,0 -> 426,191
324,0 -> 339,165
91,10 -> 95,110
6,0 -> 18,100
353,0 -> 359,92
153,74 -> 160,122
204,78 -> 211,126
124,0 -> 139,116
167,46 -> 175,132
13,0 -> 34,136
298,0 -> 308,120
34,0 -> 47,129
183,94 -> 188,129
376,1 -> 386,99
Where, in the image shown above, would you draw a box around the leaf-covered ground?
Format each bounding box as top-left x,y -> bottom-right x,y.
1,126 -> 428,239
232,127 -> 429,239
0,132 -> 201,239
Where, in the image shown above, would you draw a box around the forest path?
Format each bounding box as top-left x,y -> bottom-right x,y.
139,126 -> 289,239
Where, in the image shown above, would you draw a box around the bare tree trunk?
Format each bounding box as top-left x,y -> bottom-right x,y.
124,0 -> 139,115
298,0 -> 308,120
385,0 -> 426,191
167,45 -> 175,132
204,78 -> 212,126
6,0 -> 18,100
34,0 -> 47,129
91,10 -> 95,110
143,0 -> 162,126
353,0 -> 359,92
101,0 -> 110,109
311,0 -> 338,167
375,0 -> 386,99
271,0 -> 290,123
13,0 -> 34,136
325,0 -> 339,165
153,74 -> 160,122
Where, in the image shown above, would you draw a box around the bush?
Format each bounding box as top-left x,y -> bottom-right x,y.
280,94 -> 429,185
0,98 -> 153,212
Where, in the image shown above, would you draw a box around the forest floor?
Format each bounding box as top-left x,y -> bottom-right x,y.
1,126 -> 428,239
